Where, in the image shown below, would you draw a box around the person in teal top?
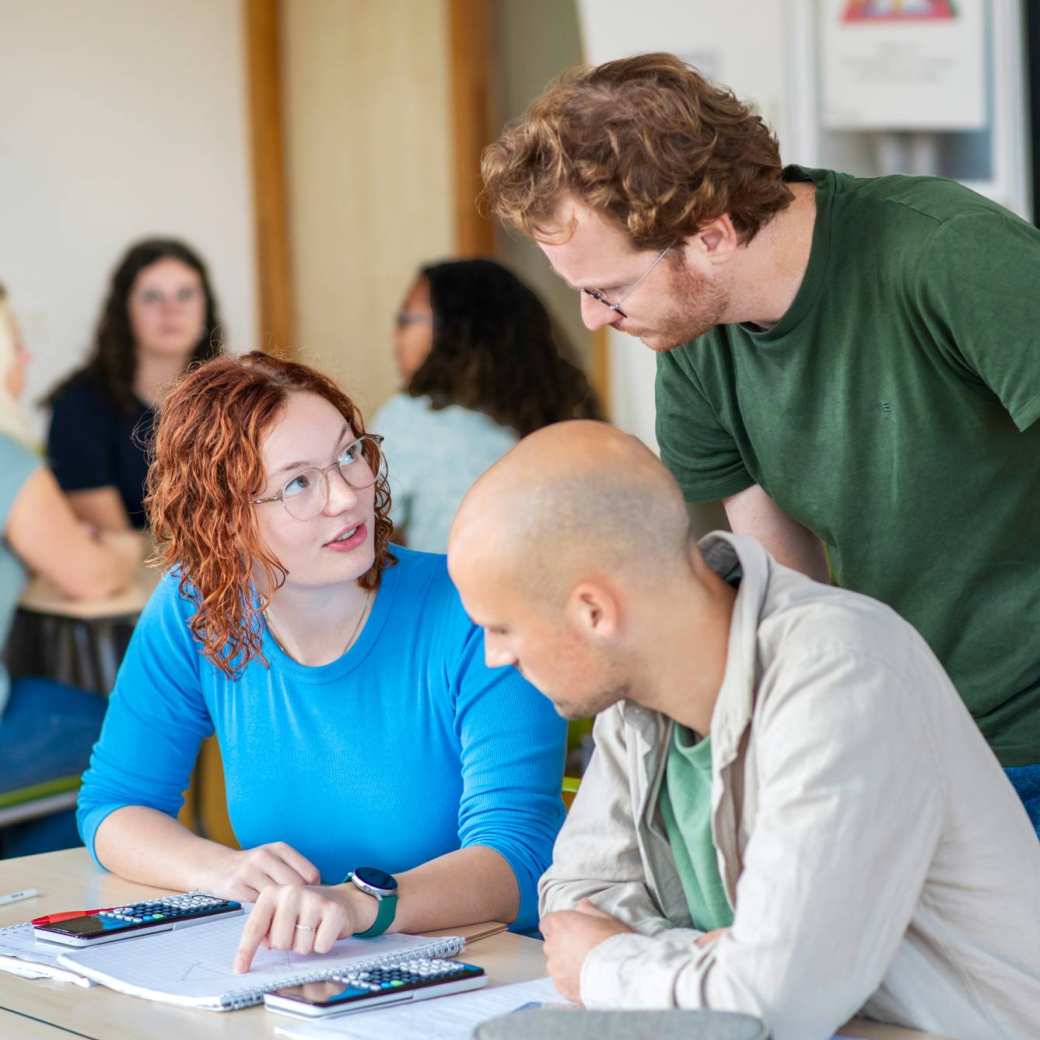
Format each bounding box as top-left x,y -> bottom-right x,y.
78,351 -> 565,974
0,283 -> 139,856
480,53 -> 1040,831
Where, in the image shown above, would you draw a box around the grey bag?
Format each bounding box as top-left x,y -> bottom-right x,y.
474,1007 -> 770,1040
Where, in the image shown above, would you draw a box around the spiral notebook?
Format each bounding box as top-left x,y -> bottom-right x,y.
55,913 -> 464,1011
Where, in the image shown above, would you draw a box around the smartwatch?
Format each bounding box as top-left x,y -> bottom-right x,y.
344,866 -> 398,938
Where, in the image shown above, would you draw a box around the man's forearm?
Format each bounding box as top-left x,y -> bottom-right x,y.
722,485 -> 830,583
540,874 -> 691,938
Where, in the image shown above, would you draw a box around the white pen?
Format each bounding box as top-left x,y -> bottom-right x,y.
0,888 -> 40,907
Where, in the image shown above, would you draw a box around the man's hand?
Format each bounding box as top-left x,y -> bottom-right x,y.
540,899 -> 633,1004
696,927 -> 728,948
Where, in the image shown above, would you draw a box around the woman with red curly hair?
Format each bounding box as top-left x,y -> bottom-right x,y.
76,352 -> 566,971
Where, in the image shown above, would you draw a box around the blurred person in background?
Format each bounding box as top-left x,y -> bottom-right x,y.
373,258 -> 601,552
0,283 -> 139,856
44,238 -> 223,531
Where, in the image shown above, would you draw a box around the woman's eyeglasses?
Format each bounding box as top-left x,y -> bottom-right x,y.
253,434 -> 385,521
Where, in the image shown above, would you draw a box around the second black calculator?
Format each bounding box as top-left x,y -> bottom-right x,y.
264,958 -> 487,1018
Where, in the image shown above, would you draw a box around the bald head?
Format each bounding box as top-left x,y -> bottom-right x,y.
449,421 -> 693,603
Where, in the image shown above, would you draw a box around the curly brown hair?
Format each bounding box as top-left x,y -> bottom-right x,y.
405,258 -> 601,435
146,352 -> 395,678
481,52 -> 793,249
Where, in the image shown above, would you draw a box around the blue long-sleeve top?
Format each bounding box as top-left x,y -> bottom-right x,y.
77,547 -> 566,931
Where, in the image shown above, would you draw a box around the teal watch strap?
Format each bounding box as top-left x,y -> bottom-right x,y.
345,870 -> 399,938
353,891 -> 398,939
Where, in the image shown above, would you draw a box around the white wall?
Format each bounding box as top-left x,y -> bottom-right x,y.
493,1 -> 592,376
0,0 -> 256,440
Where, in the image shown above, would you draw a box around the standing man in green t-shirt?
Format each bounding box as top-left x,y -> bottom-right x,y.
481,52 -> 1040,829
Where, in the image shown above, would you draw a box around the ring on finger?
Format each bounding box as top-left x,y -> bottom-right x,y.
294,923 -> 315,932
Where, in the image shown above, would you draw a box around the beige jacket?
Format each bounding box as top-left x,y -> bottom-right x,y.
540,534 -> 1040,1040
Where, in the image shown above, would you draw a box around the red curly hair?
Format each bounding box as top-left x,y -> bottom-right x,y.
145,351 -> 395,678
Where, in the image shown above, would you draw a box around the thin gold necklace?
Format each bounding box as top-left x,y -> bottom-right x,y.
265,589 -> 373,663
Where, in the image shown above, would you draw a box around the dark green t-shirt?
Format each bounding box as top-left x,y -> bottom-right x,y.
656,166 -> 1040,767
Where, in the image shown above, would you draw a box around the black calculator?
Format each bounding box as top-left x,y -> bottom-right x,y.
32,893 -> 243,946
264,958 -> 487,1018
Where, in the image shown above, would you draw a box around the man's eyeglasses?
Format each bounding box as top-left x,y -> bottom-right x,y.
253,434 -> 385,521
581,243 -> 673,320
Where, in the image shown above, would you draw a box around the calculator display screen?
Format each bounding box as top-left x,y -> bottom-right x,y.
276,981 -> 361,1006
43,915 -> 131,937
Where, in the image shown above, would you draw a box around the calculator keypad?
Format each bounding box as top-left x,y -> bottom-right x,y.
100,894 -> 237,926
336,959 -> 480,994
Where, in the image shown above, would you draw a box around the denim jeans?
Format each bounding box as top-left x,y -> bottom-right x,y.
0,676 -> 107,857
1004,764 -> 1040,838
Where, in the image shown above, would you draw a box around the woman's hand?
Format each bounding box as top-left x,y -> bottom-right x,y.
199,842 -> 321,903
233,883 -> 378,973
98,528 -> 145,565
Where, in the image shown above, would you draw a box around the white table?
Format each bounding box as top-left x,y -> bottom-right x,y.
0,850 -> 951,1039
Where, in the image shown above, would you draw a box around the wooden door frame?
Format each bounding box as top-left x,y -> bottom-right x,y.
447,0 -> 496,256
243,0 -> 610,409
244,0 -> 295,354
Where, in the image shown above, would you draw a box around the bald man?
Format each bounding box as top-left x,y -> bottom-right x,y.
447,422 -> 1040,1040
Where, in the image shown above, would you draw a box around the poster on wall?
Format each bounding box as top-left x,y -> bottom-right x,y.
821,0 -> 986,130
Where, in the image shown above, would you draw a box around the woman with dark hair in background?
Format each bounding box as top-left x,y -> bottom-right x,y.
374,258 -> 601,552
45,238 -> 223,530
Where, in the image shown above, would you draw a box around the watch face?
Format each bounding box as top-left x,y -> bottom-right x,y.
354,866 -> 397,892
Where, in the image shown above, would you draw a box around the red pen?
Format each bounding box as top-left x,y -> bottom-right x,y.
31,907 -> 113,926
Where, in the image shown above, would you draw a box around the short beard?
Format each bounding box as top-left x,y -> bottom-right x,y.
644,254 -> 728,352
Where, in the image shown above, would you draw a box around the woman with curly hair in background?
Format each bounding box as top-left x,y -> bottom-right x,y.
76,352 -> 565,971
374,258 -> 601,551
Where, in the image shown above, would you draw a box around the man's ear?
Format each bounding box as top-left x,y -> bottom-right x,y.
566,580 -> 620,641
696,214 -> 739,261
